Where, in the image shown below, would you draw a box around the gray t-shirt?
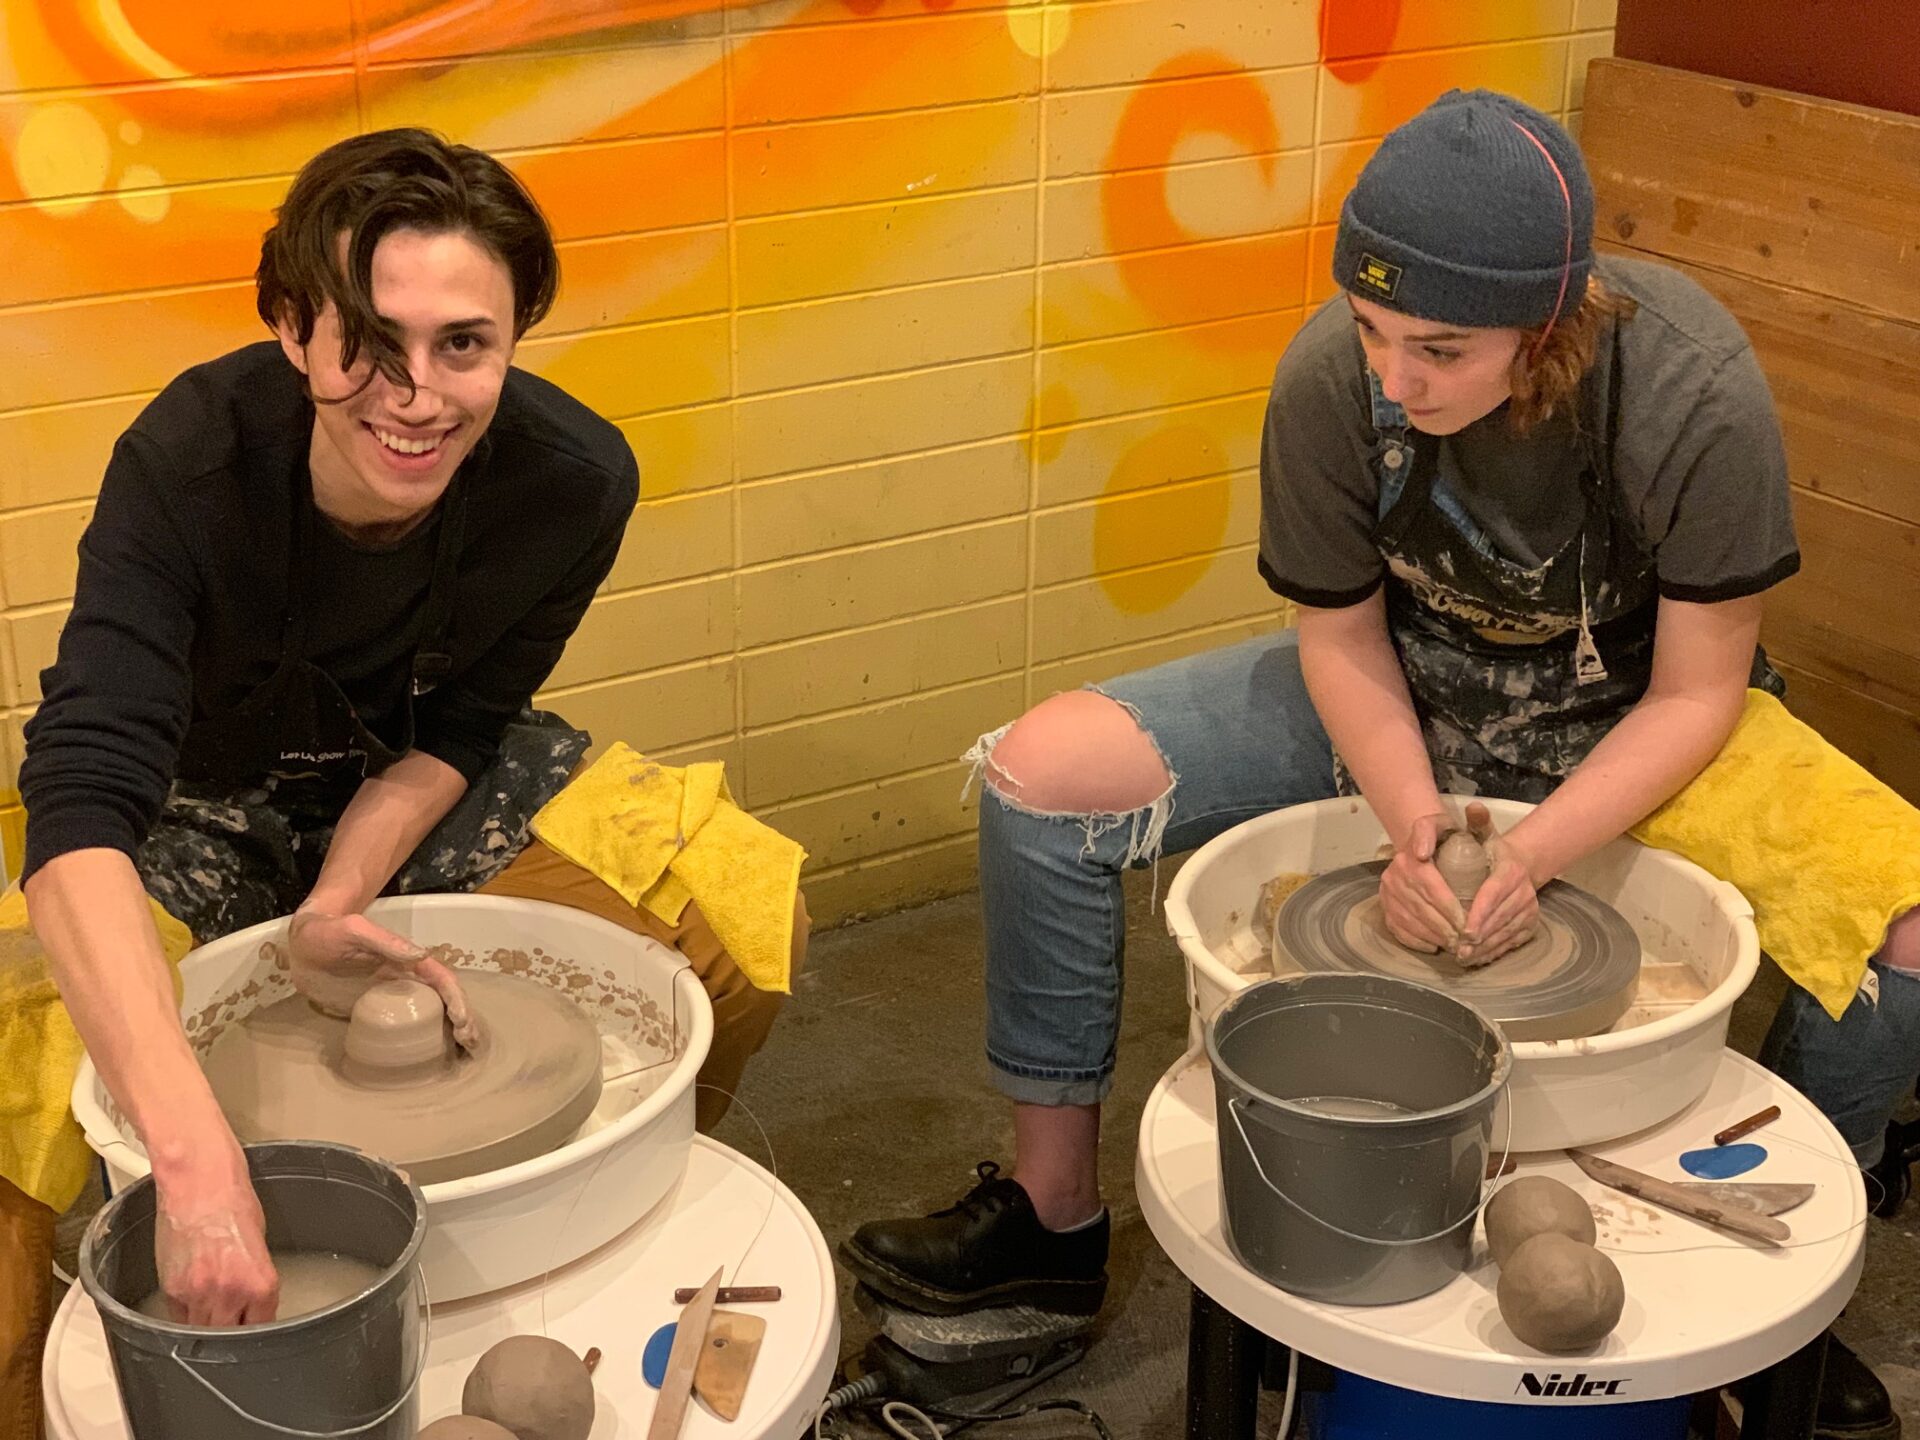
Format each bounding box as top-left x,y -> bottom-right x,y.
1258,255 -> 1798,609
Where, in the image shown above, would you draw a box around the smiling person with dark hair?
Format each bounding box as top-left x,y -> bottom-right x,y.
10,129 -> 802,1343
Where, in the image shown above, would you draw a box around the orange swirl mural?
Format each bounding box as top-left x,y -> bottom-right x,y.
0,0 -> 1609,911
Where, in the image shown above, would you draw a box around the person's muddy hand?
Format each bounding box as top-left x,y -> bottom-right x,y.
1456,801 -> 1541,965
152,1139 -> 278,1326
287,908 -> 480,1052
1379,812 -> 1468,953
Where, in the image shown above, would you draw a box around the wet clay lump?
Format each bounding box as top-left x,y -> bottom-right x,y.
1484,1176 -> 1598,1267
463,1336 -> 596,1440
1497,1232 -> 1626,1352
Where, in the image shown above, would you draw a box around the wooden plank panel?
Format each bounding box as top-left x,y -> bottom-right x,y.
1762,489 -> 1920,720
1583,59 -> 1920,323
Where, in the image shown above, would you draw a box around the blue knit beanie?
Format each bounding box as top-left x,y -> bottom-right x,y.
1333,90 -> 1593,329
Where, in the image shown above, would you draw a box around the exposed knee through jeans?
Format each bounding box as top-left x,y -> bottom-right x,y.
971,631 -> 1338,1107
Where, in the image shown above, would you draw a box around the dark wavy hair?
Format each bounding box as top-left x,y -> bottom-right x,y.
256,128 -> 558,397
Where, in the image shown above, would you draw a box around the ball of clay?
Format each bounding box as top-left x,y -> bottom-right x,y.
1497,1233 -> 1625,1352
418,1420 -> 518,1440
1484,1176 -> 1597,1267
462,1336 -> 595,1440
1434,830 -> 1491,908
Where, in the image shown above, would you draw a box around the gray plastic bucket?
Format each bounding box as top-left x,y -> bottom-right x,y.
1207,973 -> 1511,1305
77,1141 -> 428,1439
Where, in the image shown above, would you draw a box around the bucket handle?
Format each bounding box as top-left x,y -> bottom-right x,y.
1225,1097 -> 1513,1250
169,1264 -> 431,1437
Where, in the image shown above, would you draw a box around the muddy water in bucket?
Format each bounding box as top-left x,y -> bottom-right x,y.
78,1141 -> 428,1439
1207,974 -> 1510,1305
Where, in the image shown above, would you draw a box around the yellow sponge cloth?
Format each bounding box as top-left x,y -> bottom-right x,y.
0,890 -> 194,1213
1631,690 -> 1920,1020
531,743 -> 806,994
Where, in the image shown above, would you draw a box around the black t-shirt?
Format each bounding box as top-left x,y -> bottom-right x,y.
20,342 -> 639,880
1258,254 -> 1800,609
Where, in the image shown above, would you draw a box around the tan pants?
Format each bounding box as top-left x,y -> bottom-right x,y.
0,841 -> 804,1437
2,1175 -> 51,1440
477,838 -> 806,1132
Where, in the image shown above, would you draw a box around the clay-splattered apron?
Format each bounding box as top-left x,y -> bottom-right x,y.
137,461 -> 587,941
1359,360 -> 1661,802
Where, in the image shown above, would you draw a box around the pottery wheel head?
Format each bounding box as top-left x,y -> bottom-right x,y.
205,971 -> 605,1185
1272,862 -> 1641,1041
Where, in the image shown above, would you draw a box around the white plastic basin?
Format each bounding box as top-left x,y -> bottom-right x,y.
72,894 -> 711,1303
1164,798 -> 1760,1151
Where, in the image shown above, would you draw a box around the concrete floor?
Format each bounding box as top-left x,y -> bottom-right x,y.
711,870 -> 1920,1439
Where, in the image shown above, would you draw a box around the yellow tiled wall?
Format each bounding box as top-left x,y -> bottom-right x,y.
0,0 -> 1613,915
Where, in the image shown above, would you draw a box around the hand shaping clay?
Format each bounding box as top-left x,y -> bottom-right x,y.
1434,830 -> 1491,910
462,1336 -> 596,1440
1483,1176 -> 1597,1267
417,1421 -> 518,1440
1497,1233 -> 1625,1352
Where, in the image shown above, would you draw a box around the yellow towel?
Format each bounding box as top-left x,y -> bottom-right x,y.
531,744 -> 806,994
1630,690 -> 1920,1020
0,891 -> 194,1213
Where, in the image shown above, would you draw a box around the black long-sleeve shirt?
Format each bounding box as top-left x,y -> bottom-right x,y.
20,342 -> 638,881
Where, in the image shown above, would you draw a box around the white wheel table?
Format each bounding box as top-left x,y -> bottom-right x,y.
45,1136 -> 839,1439
1138,1047 -> 1865,1438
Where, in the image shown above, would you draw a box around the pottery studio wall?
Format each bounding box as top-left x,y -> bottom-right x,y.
0,0 -> 1616,917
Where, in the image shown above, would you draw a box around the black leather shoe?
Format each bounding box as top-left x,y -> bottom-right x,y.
840,1161 -> 1110,1316
1817,1336 -> 1900,1439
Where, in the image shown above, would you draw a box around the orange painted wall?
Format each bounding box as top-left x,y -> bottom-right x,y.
0,0 -> 1614,913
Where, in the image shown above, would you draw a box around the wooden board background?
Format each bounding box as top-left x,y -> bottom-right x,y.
1583,58 -> 1920,798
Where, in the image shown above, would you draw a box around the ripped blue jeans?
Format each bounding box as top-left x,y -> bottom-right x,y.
972,631 -> 1337,1106
971,630 -> 1920,1168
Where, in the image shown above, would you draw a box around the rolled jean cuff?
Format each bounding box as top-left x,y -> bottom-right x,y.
987,1053 -> 1114,1108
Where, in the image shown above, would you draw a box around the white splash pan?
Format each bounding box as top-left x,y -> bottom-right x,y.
1166,797 -> 1759,1152
71,894 -> 712,1303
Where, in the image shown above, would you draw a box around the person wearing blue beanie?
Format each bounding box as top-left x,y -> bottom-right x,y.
846,93 -> 1912,1438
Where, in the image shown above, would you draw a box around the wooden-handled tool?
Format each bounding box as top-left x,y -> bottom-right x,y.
647,1266 -> 723,1440
1568,1149 -> 1791,1246
1713,1105 -> 1781,1146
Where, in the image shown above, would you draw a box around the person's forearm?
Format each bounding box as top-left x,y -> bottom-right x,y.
1507,686 -> 1745,884
303,750 -> 469,914
25,850 -> 234,1187
1297,599 -> 1446,848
